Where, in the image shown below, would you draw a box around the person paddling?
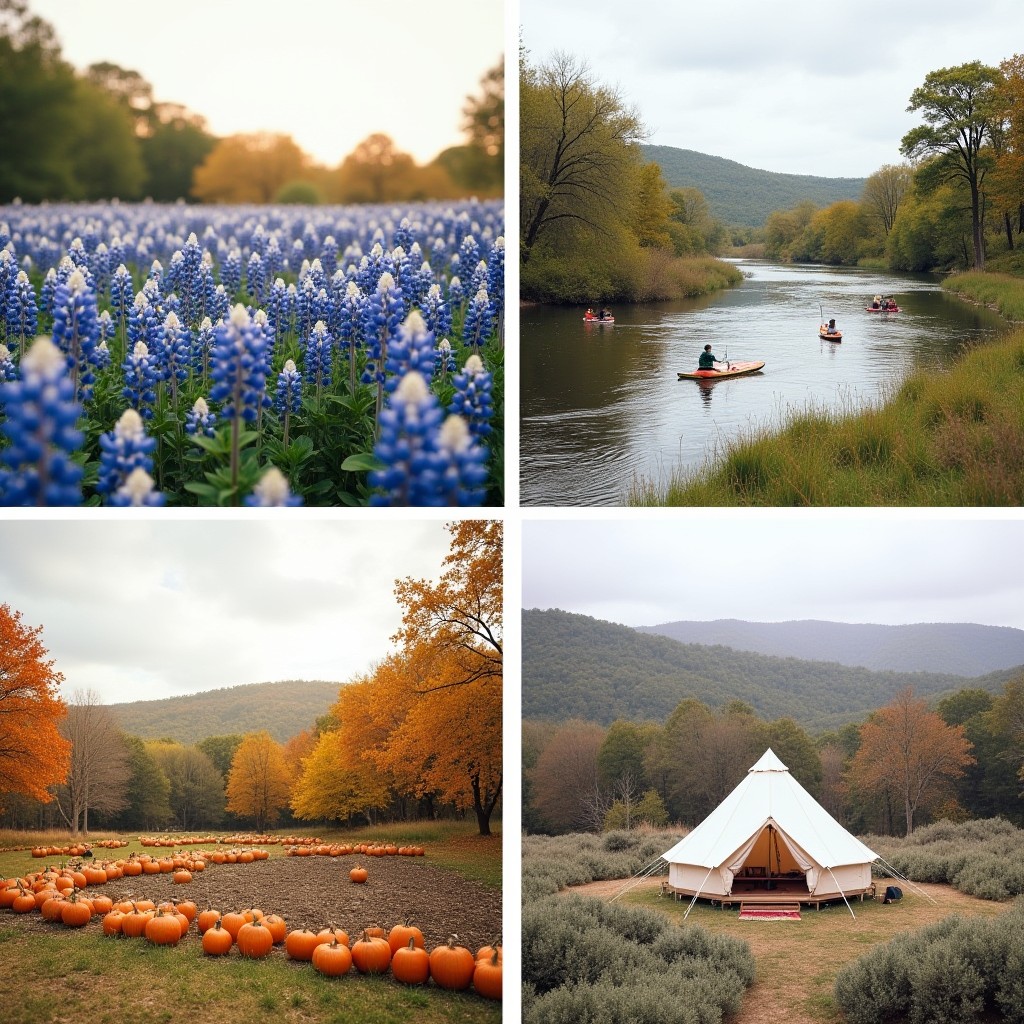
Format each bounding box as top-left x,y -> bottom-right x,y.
698,344 -> 729,371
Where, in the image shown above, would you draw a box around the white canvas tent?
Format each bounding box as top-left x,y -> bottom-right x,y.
661,749 -> 878,905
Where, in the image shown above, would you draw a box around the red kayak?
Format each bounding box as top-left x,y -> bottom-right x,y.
678,360 -> 765,380
866,305 -> 900,313
583,316 -> 615,324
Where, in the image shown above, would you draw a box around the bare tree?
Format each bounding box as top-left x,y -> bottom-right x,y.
530,718 -> 605,832
56,689 -> 130,834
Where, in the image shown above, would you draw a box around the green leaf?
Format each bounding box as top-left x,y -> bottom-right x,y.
340,452 -> 383,472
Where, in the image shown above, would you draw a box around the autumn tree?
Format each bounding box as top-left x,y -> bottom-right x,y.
529,719 -> 606,833
848,688 -> 975,835
192,133 -> 311,203
862,163 -> 915,236
225,731 -> 292,830
56,688 -> 130,834
0,603 -> 71,809
901,61 -> 1001,269
110,735 -> 171,830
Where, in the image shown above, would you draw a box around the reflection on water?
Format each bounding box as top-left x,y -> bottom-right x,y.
520,261 -> 1009,506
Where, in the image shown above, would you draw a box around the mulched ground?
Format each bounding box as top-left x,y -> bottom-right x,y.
9,853 -> 502,953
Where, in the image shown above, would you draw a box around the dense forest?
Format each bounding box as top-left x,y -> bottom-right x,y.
523,609 -> 1020,731
110,679 -> 342,745
642,145 -> 867,228
638,619 -> 1024,677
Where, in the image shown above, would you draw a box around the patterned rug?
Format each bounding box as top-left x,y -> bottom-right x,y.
738,909 -> 801,920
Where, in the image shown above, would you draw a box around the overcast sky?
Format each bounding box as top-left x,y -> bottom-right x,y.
31,0 -> 503,167
0,520 -> 454,706
520,0 -> 1022,178
522,518 -> 1024,630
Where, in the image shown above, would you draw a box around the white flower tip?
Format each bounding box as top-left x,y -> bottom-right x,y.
164,311 -> 180,329
439,414 -> 471,452
403,310 -> 427,335
438,338 -> 451,352
253,466 -> 291,505
119,467 -> 157,505
346,281 -> 361,298
23,336 -> 65,378
428,283 -> 441,298
0,344 -> 10,361
464,354 -> 484,375
495,236 -> 505,249
283,359 -> 297,373
115,408 -> 146,440
230,304 -> 251,327
377,272 -> 396,294
395,372 -> 429,404
187,232 -> 198,245
16,270 -> 28,284
133,341 -> 149,358
193,396 -> 209,416
254,309 -> 268,326
370,242 -> 384,258
67,269 -> 87,294
200,316 -> 212,330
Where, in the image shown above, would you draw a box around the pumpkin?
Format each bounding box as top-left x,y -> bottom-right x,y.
473,949 -> 503,1000
285,928 -> 322,961
312,939 -> 353,977
145,909 -> 183,945
351,932 -> 392,974
102,910 -> 126,936
11,889 -> 37,914
476,942 -> 503,962
388,920 -> 425,954
428,936 -> 475,991
237,919 -> 273,959
316,926 -> 350,947
197,909 -> 221,934
40,894 -> 66,921
262,914 -> 287,944
391,938 -> 431,985
121,909 -> 154,938
364,924 -> 385,939
61,896 -> 93,928
349,866 -> 368,884
220,911 -> 247,940
175,900 -> 197,923
172,869 -> 192,884
201,919 -> 233,956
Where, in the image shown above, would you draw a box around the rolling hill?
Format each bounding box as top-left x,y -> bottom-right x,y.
637,619 -> 1024,677
522,609 -> 1021,732
110,679 -> 341,745
642,144 -> 867,227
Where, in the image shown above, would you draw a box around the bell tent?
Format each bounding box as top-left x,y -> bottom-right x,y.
661,748 -> 878,908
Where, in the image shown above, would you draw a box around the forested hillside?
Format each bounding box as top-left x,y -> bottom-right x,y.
523,609 -> 1020,731
642,144 -> 867,227
638,619 -> 1024,677
111,679 -> 341,744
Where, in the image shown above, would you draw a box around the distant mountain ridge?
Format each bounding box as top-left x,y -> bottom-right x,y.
642,144 -> 867,227
637,619 -> 1024,677
523,609 -> 1022,732
110,679 -> 341,745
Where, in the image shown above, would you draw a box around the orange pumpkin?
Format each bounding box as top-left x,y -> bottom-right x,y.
285,928 -> 322,961
391,938 -> 431,985
197,909 -> 221,933
388,920 -> 425,954
316,926 -> 350,947
237,920 -> 273,958
473,949 -> 503,1000
429,936 -> 476,991
201,919 -> 233,956
102,910 -> 126,936
351,932 -> 392,974
262,914 -> 287,944
61,897 -> 92,928
220,911 -> 247,940
312,939 -> 353,977
145,910 -> 183,945
349,866 -> 368,884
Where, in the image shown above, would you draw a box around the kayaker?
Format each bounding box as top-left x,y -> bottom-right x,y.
826,318 -> 839,335
698,344 -> 728,370
599,307 -> 612,321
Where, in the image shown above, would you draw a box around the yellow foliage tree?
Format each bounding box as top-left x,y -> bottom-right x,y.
225,731 -> 292,830
192,132 -> 311,203
0,604 -> 71,809
327,133 -> 458,203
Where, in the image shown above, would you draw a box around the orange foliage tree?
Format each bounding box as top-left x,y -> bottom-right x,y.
191,132 -> 311,203
0,604 -> 71,809
225,730 -> 292,830
848,687 -> 975,835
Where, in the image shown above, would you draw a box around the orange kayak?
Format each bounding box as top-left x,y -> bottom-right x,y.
678,360 -> 765,380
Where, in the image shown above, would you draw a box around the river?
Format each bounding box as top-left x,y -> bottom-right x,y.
520,261 -> 1010,506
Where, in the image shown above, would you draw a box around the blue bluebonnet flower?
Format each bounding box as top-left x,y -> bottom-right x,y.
321,235 -> 338,276
243,466 -> 303,506
393,217 -> 415,252
266,277 -> 291,337
209,304 -> 269,424
385,310 -> 435,391
67,237 -> 90,272
193,316 -> 216,379
301,221 -> 320,263
265,234 -> 284,278
447,274 -> 465,309
250,223 -> 267,257
461,286 -> 495,352
0,343 -> 16,381
421,282 -> 452,339
369,372 -> 485,506
184,395 -> 217,437
98,309 -> 115,345
4,270 -> 38,352
246,251 -> 265,304
109,466 -> 165,506
304,257 -> 328,293
361,271 -> 404,390
290,238 -> 305,273
107,236 -> 126,271
274,358 -> 302,417
221,248 -> 242,296
93,339 -> 111,371
146,259 -> 164,293
468,258 -> 489,298
97,407 -> 158,501
160,311 -> 191,405
486,236 -> 504,323
50,268 -> 102,402
0,248 -> 19,316
302,320 -> 333,394
434,337 -> 456,382
0,335 -> 83,506
88,242 -> 110,291
40,267 -> 58,318
210,283 -> 230,324
449,353 -> 493,441
459,234 -> 481,271
109,264 -> 134,328
122,341 -> 159,418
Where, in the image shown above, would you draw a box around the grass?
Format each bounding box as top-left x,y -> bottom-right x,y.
944,269 -> 1024,320
631,324 -> 1024,506
0,821 -> 502,889
0,926 -> 498,1024
620,882 -> 1011,1024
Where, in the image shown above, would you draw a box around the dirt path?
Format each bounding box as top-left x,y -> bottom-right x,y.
565,877 -> 1012,1024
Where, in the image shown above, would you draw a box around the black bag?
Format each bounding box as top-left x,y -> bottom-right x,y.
883,885 -> 903,904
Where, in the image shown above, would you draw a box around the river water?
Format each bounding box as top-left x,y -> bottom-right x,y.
520,261 -> 1010,506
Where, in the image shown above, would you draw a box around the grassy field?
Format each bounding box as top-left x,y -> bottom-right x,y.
1,823 -> 501,1024
605,878 -> 1012,1024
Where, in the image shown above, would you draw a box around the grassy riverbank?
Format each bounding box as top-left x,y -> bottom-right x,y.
632,273 -> 1024,505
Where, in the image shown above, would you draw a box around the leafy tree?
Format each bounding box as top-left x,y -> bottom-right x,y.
67,77 -> 145,199
762,717 -> 822,795
901,61 -> 1002,269
862,163 -> 914,237
529,718 -> 605,833
147,741 -> 224,829
848,687 -> 975,835
0,0 -> 77,201
274,179 -> 323,204
988,674 -> 1024,789
988,54 -> 1024,250
451,56 -> 503,194
631,162 -> 673,248
110,735 -> 171,830
329,134 -> 456,203
55,688 -> 130,833
192,132 -> 310,203
597,719 -> 653,791
291,727 -> 390,824
196,734 -> 244,779
0,603 -> 71,809
887,182 -> 973,271
140,105 -> 216,201
520,50 -> 645,264
225,730 -> 293,830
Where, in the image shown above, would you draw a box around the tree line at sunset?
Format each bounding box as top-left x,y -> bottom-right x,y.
0,521 -> 502,837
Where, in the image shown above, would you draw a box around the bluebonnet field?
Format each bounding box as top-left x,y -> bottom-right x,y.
0,199 -> 503,506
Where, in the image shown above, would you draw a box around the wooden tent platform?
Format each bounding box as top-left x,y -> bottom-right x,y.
661,878 -> 876,911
